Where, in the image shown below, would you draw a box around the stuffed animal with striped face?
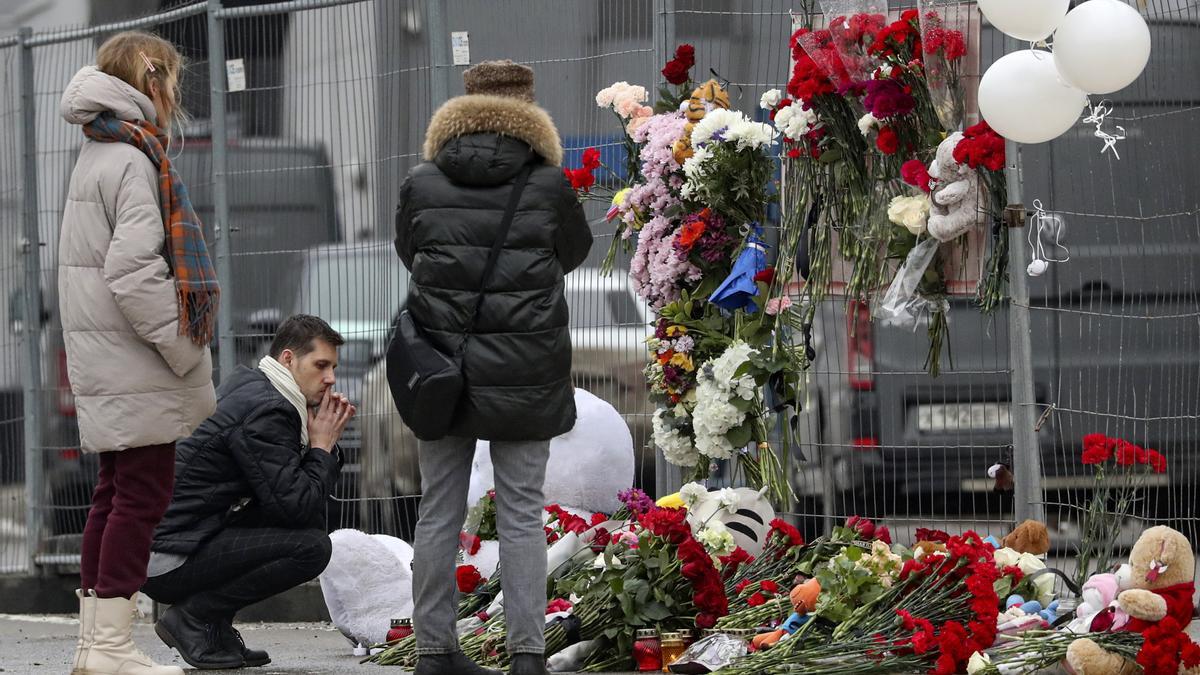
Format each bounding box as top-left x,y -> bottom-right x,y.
686,485 -> 775,557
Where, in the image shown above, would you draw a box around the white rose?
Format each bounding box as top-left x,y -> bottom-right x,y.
1016,553 -> 1045,576
992,547 -> 1020,569
887,195 -> 931,236
759,88 -> 783,110
858,112 -> 879,137
966,651 -> 992,674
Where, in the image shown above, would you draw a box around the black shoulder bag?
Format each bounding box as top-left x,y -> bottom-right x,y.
385,165 -> 531,441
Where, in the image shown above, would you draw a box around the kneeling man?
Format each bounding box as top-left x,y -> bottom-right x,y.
143,314 -> 356,669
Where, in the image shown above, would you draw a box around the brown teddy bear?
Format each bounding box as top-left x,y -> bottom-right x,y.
1003,520 -> 1051,556
1066,525 -> 1199,675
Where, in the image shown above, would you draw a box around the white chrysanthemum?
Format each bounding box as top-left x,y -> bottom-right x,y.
682,145 -> 713,182
691,108 -> 745,147
680,482 -> 708,509
774,103 -> 818,141
759,88 -> 783,110
858,112 -> 880,137
724,120 -> 778,151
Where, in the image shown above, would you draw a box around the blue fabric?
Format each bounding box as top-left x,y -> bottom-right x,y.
709,225 -> 769,313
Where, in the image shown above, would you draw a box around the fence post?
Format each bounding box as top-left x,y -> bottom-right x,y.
425,0 -> 451,111
1005,138 -> 1045,526
652,0 -> 682,500
17,26 -> 44,575
207,0 -> 235,383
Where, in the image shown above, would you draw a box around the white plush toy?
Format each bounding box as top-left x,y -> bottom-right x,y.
318,529 -> 414,648
683,485 -> 776,558
927,131 -> 986,242
467,388 -> 635,515
321,388 -> 636,642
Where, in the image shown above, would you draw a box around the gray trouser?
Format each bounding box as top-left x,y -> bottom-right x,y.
412,436 -> 550,656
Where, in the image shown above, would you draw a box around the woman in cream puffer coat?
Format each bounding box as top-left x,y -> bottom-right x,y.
60,31 -> 216,675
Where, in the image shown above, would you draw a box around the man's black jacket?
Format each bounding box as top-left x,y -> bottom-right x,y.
151,366 -> 341,554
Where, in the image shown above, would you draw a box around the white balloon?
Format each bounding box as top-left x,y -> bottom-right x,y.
1053,0 -> 1152,95
979,49 -> 1088,145
978,0 -> 1069,42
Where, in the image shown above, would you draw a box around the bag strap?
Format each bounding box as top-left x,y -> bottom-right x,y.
461,164 -> 532,342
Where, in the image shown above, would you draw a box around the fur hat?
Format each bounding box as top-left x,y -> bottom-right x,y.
463,60 -> 535,101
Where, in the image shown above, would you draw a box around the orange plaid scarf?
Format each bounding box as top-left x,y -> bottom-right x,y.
83,114 -> 219,346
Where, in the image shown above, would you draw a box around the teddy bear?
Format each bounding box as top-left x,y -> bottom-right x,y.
927,131 -> 986,242
671,79 -> 730,165
1066,525 -> 1200,675
1003,519 -> 1051,556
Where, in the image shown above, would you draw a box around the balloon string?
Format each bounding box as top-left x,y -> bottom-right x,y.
1082,99 -> 1127,160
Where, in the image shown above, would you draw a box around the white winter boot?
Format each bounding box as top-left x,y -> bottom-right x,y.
70,589 -> 97,675
78,593 -> 183,675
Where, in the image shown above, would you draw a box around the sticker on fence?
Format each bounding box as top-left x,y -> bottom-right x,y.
225,58 -> 246,93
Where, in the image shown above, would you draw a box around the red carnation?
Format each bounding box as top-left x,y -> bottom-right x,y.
875,126 -> 899,155
734,579 -> 751,595
760,579 -> 780,595
564,167 -> 595,191
901,159 -> 933,193
591,512 -> 608,526
1115,440 -> 1144,466
747,592 -> 767,607
581,147 -> 601,171
456,565 -> 485,593
1145,449 -> 1168,474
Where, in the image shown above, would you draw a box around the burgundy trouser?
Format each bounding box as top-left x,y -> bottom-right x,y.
79,443 -> 176,599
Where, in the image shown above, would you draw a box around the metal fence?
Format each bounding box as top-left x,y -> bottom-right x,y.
1,0 -> 1197,577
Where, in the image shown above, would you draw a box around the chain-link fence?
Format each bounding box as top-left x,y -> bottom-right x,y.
1,0 -> 1197,577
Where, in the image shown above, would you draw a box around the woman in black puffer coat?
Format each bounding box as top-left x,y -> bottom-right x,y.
394,60 -> 592,675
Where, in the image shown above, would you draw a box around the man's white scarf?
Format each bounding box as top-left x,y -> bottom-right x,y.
258,355 -> 309,446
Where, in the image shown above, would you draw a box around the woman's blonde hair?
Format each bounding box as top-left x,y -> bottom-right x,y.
96,30 -> 186,137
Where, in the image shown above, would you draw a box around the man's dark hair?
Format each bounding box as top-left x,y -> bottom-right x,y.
269,314 -> 345,359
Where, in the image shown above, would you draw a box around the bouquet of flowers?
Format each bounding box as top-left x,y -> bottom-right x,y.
1074,433 -> 1169,589
776,7 -> 1005,377
564,45 -> 809,501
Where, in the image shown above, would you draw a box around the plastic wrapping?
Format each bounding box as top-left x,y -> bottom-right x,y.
667,633 -> 750,673
817,0 -> 890,84
873,237 -> 942,328
917,0 -> 972,130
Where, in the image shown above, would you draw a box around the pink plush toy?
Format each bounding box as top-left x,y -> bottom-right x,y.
1069,573 -> 1130,634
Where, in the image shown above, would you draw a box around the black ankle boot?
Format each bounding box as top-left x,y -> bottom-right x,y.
218,618 -> 270,667
413,651 -> 503,675
154,604 -> 243,669
508,653 -> 548,675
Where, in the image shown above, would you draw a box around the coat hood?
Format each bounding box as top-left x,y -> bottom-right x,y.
60,65 -> 156,126
423,94 -> 564,168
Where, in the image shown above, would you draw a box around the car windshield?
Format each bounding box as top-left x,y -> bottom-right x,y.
568,287 -> 646,329
295,247 -> 408,323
